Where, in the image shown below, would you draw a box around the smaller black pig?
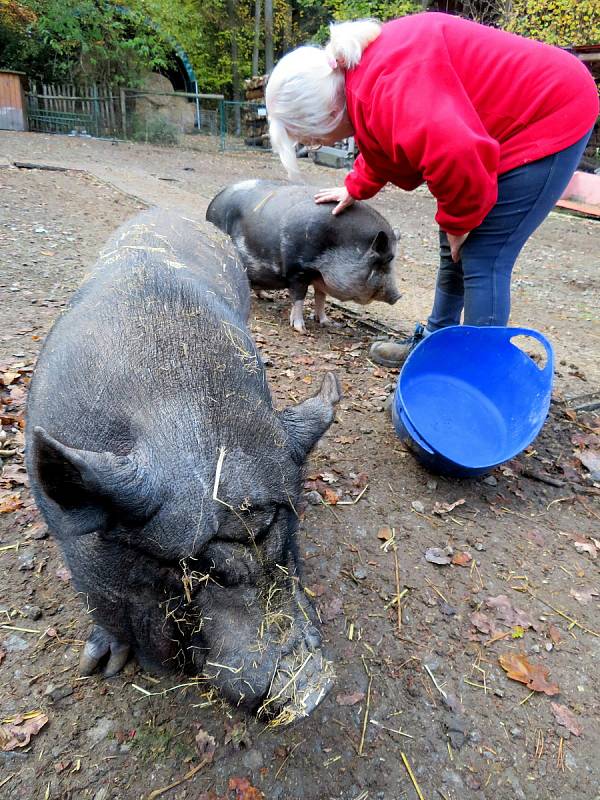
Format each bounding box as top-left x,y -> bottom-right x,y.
206,179 -> 401,333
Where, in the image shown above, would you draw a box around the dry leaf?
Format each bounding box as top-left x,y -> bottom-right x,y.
470,612 -> 498,636
319,472 -> 337,484
569,588 -> 599,605
573,539 -> 597,559
0,465 -> 28,486
432,498 -> 465,516
56,566 -> 72,583
0,493 -> 23,514
452,551 -> 472,567
550,703 -> 583,737
0,712 -> 49,751
322,487 -> 339,505
377,526 -> 393,541
498,652 -> 559,695
576,449 -> 600,481
320,596 -> 343,623
228,777 -> 264,800
351,471 -> 369,490
194,728 -> 216,762
548,624 -> 562,645
336,691 -> 365,706
0,648 -> 5,665
425,547 -> 453,565
486,595 -> 535,630
1,371 -> 20,387
224,720 -> 251,750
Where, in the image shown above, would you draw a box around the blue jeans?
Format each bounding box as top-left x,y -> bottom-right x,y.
427,132 -> 593,330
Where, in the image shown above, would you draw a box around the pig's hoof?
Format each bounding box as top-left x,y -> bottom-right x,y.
290,316 -> 306,334
79,625 -> 130,678
254,289 -> 273,302
312,313 -> 341,328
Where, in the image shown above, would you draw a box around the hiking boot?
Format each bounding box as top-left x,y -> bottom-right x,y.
369,323 -> 426,368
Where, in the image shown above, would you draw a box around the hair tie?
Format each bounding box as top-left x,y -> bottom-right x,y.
327,55 -> 338,70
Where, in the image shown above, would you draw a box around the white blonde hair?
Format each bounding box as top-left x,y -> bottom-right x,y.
266,19 -> 382,179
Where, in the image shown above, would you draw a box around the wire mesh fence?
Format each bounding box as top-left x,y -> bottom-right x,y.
219,100 -> 270,152
24,82 -> 276,155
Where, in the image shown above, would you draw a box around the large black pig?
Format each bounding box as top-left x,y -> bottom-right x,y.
25,209 -> 340,721
206,179 -> 400,333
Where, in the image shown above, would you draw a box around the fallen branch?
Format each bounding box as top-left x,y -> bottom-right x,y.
519,468 -> 565,488
146,759 -> 210,800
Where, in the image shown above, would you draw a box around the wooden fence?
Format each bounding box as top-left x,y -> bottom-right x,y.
26,81 -> 123,137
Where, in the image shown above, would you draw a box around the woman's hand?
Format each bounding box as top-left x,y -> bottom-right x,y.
314,186 -> 355,216
447,232 -> 470,262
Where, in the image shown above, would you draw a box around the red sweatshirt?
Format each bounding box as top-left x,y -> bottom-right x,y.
344,13 -> 599,235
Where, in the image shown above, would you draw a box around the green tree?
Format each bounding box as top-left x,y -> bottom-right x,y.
0,0 -> 171,85
505,0 -> 600,47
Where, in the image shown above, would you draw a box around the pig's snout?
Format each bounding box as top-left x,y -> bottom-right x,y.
259,642 -> 334,724
384,287 -> 401,305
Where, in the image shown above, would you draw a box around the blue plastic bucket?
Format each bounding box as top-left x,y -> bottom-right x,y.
392,326 -> 554,477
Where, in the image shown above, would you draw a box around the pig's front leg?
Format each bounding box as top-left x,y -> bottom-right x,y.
288,279 -> 309,333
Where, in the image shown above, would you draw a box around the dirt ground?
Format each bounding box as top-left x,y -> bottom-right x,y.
1,132 -> 599,800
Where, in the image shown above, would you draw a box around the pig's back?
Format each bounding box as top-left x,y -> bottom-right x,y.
26,211 -> 265,453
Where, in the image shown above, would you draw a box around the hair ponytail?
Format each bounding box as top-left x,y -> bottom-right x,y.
325,19 -> 382,70
266,19 -> 382,179
268,117 -> 301,181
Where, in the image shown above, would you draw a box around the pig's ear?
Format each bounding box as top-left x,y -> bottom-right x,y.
369,230 -> 390,256
280,373 -> 342,463
32,427 -> 158,530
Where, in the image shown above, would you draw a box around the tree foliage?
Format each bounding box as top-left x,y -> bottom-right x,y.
505,0 -> 600,47
0,0 -> 171,84
0,0 -> 597,94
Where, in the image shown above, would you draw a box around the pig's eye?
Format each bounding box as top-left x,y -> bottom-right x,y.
217,504 -> 278,542
373,254 -> 393,268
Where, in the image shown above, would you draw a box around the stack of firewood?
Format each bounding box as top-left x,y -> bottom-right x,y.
244,75 -> 267,102
242,76 -> 269,147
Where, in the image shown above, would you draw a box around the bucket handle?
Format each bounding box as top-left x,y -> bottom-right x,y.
504,327 -> 554,380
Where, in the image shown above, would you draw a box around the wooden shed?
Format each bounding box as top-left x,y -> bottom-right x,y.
0,70 -> 28,131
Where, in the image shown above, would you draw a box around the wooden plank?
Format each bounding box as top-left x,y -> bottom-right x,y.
109,85 -> 116,133
555,198 -> 600,219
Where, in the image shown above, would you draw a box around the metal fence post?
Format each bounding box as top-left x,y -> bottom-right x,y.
219,99 -> 226,152
120,88 -> 127,138
194,80 -> 201,131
